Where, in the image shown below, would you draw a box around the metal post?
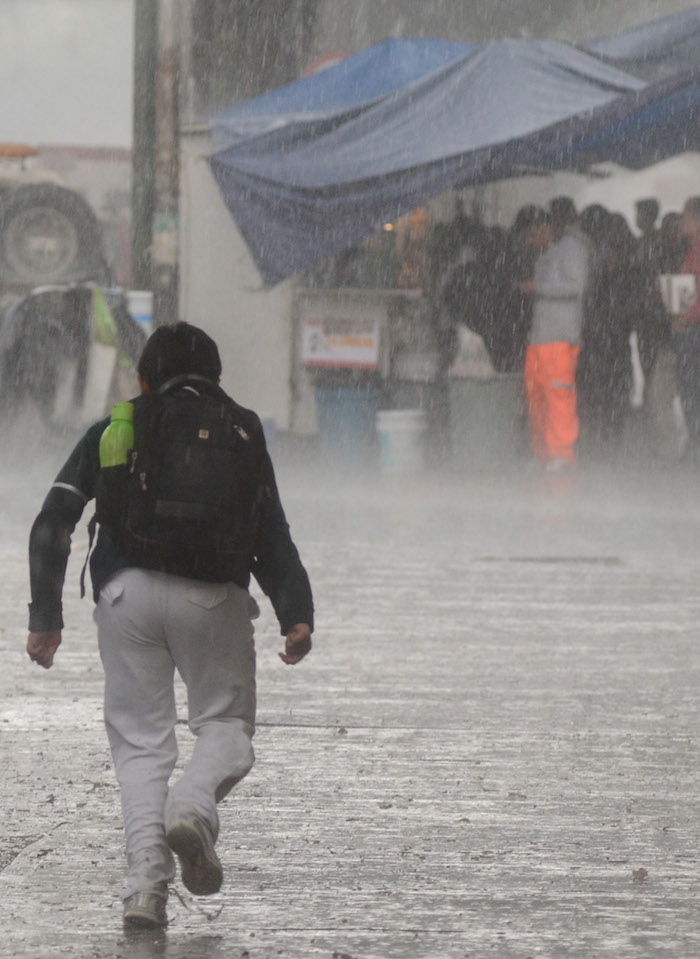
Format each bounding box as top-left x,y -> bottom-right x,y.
132,0 -> 158,292
152,0 -> 180,327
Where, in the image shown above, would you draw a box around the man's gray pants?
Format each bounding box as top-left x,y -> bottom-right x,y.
94,568 -> 258,899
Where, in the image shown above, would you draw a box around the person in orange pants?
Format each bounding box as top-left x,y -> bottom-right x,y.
520,205 -> 590,469
524,341 -> 581,463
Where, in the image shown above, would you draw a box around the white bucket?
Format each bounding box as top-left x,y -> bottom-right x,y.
127,290 -> 153,334
376,408 -> 427,474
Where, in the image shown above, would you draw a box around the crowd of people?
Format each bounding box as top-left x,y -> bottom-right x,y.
306,189 -> 700,469
432,194 -> 700,468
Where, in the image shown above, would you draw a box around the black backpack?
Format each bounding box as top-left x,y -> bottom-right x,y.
93,375 -> 265,583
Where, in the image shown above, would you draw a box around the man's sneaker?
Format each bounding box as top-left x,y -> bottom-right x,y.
166,809 -> 222,896
123,887 -> 168,928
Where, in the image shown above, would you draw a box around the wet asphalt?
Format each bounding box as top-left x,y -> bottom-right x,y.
2,437 -> 700,958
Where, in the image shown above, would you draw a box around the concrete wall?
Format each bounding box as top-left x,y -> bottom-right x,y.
179,132 -> 295,429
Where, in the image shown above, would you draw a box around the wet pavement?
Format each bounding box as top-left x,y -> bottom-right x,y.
2,438 -> 700,958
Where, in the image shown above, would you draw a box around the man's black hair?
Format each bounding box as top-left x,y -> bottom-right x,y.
137,321 -> 222,390
512,205 -> 550,233
580,204 -> 611,238
635,197 -> 659,221
549,196 -> 577,227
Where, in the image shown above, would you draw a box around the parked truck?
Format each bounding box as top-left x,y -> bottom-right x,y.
0,143 -> 108,292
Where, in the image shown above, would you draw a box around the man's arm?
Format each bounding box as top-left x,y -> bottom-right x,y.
28,485 -> 87,633
27,422 -> 102,664
251,450 -> 314,662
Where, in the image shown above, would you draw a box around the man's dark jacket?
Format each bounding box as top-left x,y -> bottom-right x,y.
28,391 -> 314,636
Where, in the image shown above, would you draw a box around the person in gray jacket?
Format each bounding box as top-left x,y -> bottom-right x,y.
520,208 -> 591,469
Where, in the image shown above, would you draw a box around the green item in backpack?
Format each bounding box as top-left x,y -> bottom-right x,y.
99,402 -> 135,467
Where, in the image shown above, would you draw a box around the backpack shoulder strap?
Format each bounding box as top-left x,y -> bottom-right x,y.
80,513 -> 98,599
157,373 -> 228,402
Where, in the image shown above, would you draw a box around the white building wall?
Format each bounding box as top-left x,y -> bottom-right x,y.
179,131 -> 295,429
473,153 -> 700,233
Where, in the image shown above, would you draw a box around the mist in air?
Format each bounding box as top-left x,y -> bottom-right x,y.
3,4 -> 700,954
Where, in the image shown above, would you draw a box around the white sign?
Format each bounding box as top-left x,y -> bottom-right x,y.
659,273 -> 697,315
302,313 -> 380,369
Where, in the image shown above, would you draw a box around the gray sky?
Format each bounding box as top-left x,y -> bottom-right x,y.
0,0 -> 133,147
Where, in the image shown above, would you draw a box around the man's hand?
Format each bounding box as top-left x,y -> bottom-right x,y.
27,631 -> 62,669
279,623 -> 312,665
519,279 -> 536,295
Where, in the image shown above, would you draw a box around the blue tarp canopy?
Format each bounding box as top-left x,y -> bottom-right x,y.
209,38 -> 475,147
209,8 -> 700,285
588,6 -> 700,79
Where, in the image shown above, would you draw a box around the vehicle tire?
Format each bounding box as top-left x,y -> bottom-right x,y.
0,182 -> 106,286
